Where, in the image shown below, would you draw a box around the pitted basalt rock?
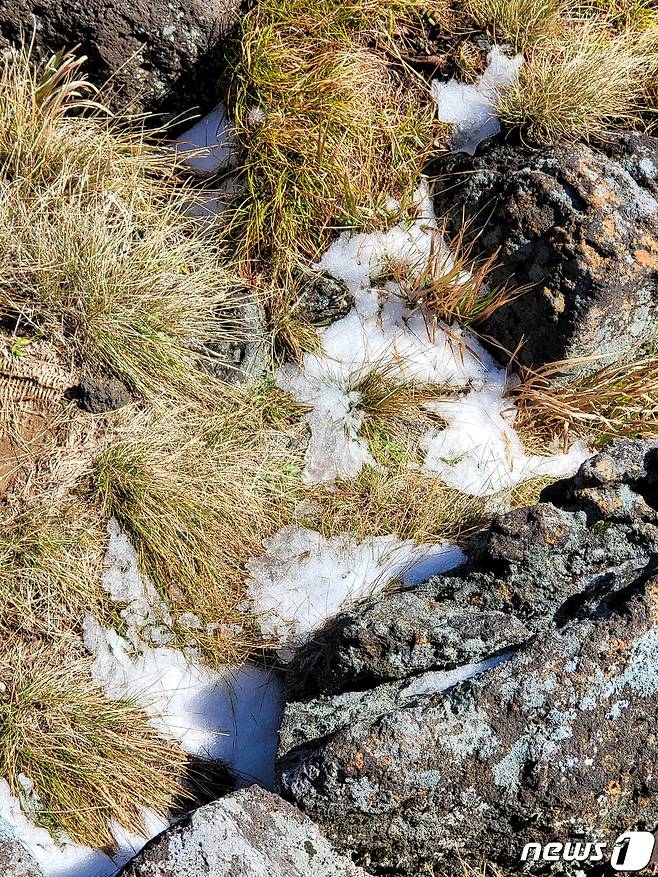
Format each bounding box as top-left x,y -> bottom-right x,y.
0,0 -> 239,118
286,599 -> 529,701
278,562 -> 658,875
277,441 -> 658,876
433,135 -> 658,371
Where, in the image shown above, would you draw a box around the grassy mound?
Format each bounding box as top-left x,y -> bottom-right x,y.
0,642 -> 188,848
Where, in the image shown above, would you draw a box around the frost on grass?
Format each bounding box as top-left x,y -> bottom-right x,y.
278,181 -> 587,494
246,525 -> 465,659
431,47 -> 523,155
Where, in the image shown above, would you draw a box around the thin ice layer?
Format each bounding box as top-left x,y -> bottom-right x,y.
431,47 -> 523,155
246,525 -> 465,658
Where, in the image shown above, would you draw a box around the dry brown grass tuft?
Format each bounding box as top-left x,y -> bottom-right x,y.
0,500 -> 105,640
92,402 -> 303,664
350,361 -> 454,465
496,19 -> 658,143
464,0 -> 566,50
508,352 -> 658,449
0,47 -> 243,404
302,465 -> 489,545
0,641 -> 188,848
409,228 -> 526,328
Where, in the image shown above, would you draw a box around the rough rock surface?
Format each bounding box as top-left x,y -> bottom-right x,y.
76,375 -> 132,413
297,272 -> 354,326
200,299 -> 268,386
0,0 -> 239,118
433,134 -> 658,370
278,441 -> 658,875
119,785 -> 367,877
0,818 -> 43,877
286,600 -> 529,700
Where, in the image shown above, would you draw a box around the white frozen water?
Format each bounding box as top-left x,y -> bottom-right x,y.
400,651 -> 512,699
83,619 -> 283,789
431,46 -> 523,155
3,625 -> 284,877
278,180 -> 587,494
1,523 -> 283,877
0,778 -> 168,877
246,525 -> 466,658
175,104 -> 236,176
421,384 -> 590,495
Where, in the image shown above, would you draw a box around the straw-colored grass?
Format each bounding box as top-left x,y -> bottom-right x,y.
350,361 -> 454,464
0,47 -> 242,403
464,0 -> 566,50
0,641 -> 188,848
509,352 -> 658,449
0,501 -> 105,640
226,0 -> 439,268
496,20 -> 658,143
409,228 -> 526,328
302,464 -> 489,544
92,403 -> 303,664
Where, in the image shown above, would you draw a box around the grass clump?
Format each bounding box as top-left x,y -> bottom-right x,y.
227,0 -> 438,267
0,47 -> 242,403
409,229 -> 525,328
464,0 -> 566,50
509,352 -> 658,449
302,465 -> 488,544
0,641 -> 187,847
495,20 -> 658,143
0,501 -> 105,640
351,361 -> 454,463
92,404 -> 302,664
581,0 -> 658,30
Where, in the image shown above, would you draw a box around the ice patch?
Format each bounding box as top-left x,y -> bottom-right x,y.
101,517 -> 172,642
175,104 -> 236,176
83,618 -> 283,789
431,47 -> 523,155
246,525 -> 465,658
280,180 -> 586,492
400,651 -> 511,699
421,383 -> 590,495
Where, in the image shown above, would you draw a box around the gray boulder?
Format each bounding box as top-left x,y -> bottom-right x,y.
0,819 -> 43,877
0,0 -> 239,118
119,785 -> 367,877
277,441 -> 658,875
433,134 -> 658,371
279,560 -> 658,875
286,599 -> 529,701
